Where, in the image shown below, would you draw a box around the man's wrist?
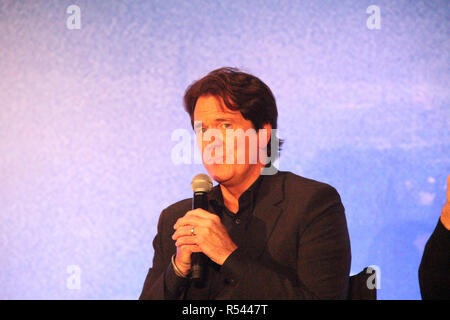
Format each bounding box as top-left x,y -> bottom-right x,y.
171,254 -> 189,278
220,247 -> 247,283
217,246 -> 238,265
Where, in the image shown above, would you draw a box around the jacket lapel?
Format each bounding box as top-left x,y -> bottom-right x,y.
243,171 -> 285,259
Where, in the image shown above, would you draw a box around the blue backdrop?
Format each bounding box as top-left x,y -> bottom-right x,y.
0,0 -> 449,299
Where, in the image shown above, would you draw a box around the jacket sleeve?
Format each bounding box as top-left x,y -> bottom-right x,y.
139,209 -> 189,300
418,218 -> 450,300
219,185 -> 351,299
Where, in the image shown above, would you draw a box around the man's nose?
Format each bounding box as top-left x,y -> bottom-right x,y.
204,136 -> 223,152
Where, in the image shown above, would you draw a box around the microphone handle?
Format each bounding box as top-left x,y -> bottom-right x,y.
190,191 -> 209,282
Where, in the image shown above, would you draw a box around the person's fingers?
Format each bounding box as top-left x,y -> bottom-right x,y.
172,225 -> 190,240
175,244 -> 202,273
186,209 -> 219,221
175,235 -> 198,247
178,244 -> 201,254
174,209 -> 220,231
173,215 -> 203,230
172,225 -> 203,240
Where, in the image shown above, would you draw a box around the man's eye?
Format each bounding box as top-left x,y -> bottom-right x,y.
194,127 -> 206,133
195,127 -> 207,133
222,123 -> 232,129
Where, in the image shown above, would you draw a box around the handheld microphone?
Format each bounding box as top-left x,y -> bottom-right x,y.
190,174 -> 213,284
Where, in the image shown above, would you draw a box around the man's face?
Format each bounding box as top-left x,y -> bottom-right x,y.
193,95 -> 269,187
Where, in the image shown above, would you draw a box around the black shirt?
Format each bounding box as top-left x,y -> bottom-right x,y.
165,174 -> 264,299
209,173 -> 263,248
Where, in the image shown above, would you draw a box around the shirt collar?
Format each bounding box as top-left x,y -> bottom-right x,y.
208,174 -> 264,214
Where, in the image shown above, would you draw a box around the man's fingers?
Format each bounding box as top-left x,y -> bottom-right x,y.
178,244 -> 201,254
186,208 -> 217,219
172,225 -> 189,240
172,225 -> 203,240
175,235 -> 198,247
174,215 -> 203,230
173,209 -> 221,230
174,212 -> 219,229
185,209 -> 221,224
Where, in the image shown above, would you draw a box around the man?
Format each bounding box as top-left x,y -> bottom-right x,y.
139,67 -> 351,299
418,175 -> 450,299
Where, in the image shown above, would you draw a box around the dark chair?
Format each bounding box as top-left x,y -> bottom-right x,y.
347,267 -> 378,300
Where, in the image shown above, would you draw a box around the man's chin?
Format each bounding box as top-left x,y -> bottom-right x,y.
204,163 -> 234,184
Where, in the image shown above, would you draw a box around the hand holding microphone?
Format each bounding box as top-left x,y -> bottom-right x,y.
172,174 -> 238,280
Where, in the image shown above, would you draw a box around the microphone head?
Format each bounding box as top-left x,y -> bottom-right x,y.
191,174 -> 213,193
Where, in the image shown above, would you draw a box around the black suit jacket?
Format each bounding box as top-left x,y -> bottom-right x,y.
139,170 -> 351,299
418,218 -> 450,299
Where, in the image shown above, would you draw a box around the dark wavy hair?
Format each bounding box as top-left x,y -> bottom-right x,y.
183,67 -> 283,166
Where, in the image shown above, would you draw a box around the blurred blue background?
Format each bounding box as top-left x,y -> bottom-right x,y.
0,0 -> 449,299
